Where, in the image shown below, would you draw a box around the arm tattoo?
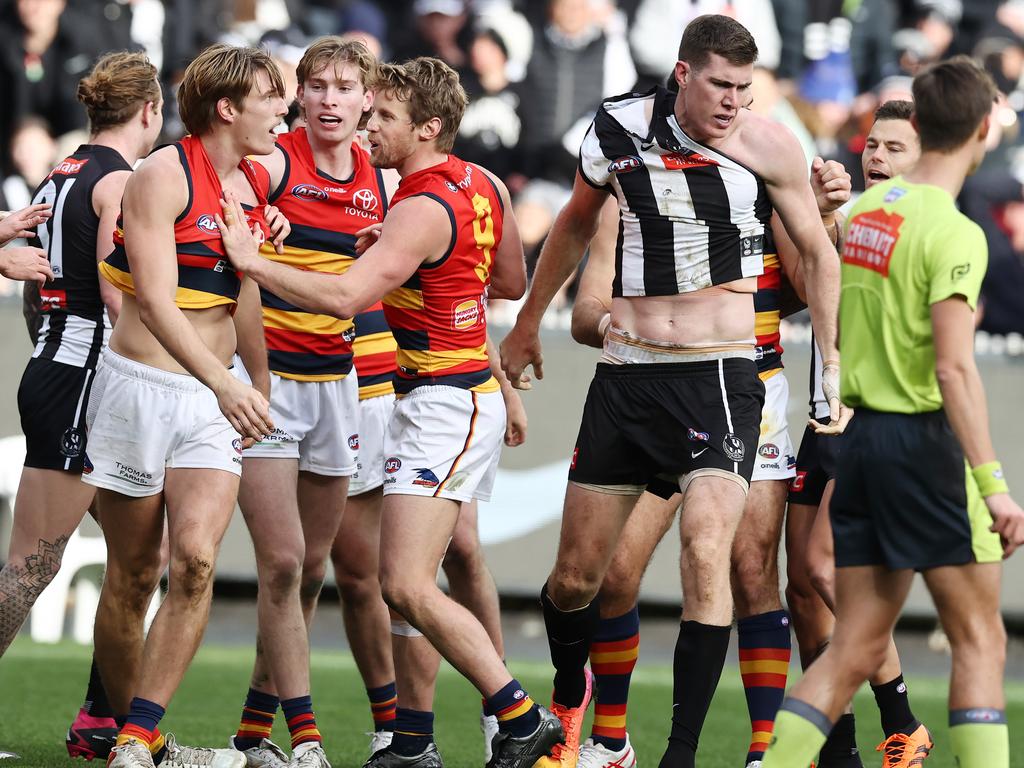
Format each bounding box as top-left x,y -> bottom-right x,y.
0,535 -> 69,656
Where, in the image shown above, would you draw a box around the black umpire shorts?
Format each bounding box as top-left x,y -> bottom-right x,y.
830,409 -> 1002,570
18,357 -> 95,473
787,423 -> 843,506
568,358 -> 764,497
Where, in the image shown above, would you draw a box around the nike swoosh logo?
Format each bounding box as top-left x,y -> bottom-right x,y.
691,448 -> 708,458
640,142 -> 655,151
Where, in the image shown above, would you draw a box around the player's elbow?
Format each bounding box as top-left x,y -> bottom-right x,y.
489,270 -> 526,301
935,357 -> 972,389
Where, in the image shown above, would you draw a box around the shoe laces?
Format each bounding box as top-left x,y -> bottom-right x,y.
111,739 -> 154,767
548,706 -> 583,764
876,731 -> 927,768
576,740 -> 604,768
163,735 -> 219,766
291,744 -> 330,768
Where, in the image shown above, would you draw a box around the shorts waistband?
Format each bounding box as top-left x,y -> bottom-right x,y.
594,357 -> 756,379
100,349 -> 210,393
602,327 -> 756,364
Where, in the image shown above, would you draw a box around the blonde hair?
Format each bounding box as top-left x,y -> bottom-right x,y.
372,57 -> 468,153
178,43 -> 285,136
296,37 -> 377,129
77,51 -> 160,133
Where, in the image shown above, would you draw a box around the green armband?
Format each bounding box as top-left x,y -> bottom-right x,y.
972,461 -> 1010,497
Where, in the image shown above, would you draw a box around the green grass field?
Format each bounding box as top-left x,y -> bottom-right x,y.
0,638 -> 1021,767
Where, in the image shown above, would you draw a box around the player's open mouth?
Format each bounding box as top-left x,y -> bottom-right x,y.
713,113 -> 734,128
867,169 -> 890,181
319,115 -> 342,126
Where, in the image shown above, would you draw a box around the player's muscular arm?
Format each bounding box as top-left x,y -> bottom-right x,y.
92,170 -> 131,325
571,196 -> 618,348
760,129 -> 841,364
220,192 -> 445,319
478,167 -> 526,301
934,296 -> 1024,555
233,275 -> 271,400
125,157 -> 271,440
500,172 -> 607,386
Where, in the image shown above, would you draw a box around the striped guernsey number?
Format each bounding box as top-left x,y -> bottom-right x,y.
32,177 -> 76,279
471,193 -> 495,283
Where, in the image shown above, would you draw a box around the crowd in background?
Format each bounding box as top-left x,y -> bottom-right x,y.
2,0 -> 1024,336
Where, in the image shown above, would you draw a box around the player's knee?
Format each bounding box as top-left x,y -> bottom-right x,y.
946,610 -> 1006,661
118,564 -> 162,615
600,561 -> 642,613
808,560 -> 835,604
548,564 -> 601,609
299,573 -> 325,607
170,551 -> 216,605
336,568 -> 379,606
261,551 -> 303,599
379,574 -> 419,618
731,549 -> 776,601
835,634 -> 888,680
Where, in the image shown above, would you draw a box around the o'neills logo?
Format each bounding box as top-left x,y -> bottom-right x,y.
48,157 -> 89,178
844,209 -> 904,277
291,183 -> 329,201
452,298 -> 481,330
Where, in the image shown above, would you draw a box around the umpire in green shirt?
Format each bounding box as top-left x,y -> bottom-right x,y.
763,56 -> 1024,768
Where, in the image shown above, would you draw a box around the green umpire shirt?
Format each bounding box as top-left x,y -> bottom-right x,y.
839,177 -> 988,413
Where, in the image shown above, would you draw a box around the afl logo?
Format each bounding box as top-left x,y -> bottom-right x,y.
607,155 -> 643,174
196,214 -> 220,234
353,188 -> 378,210
384,457 -> 402,474
348,434 -> 360,451
291,183 -> 329,201
758,443 -> 780,460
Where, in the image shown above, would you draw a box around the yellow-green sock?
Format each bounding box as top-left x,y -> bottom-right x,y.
761,699 -> 831,767
950,708 -> 1008,768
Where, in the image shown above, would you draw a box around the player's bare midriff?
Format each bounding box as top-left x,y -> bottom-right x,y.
610,277 -> 756,347
108,293 -> 237,373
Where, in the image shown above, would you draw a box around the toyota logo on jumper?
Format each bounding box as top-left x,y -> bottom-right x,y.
353,189 -> 378,210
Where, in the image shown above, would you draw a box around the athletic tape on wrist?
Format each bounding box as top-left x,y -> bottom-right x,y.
597,313 -> 611,338
972,461 -> 1010,497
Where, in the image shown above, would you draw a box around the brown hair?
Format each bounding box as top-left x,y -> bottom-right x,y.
178,43 -> 285,136
77,51 -> 160,133
296,37 -> 377,129
912,56 -> 997,153
678,14 -> 758,71
874,99 -> 914,123
372,57 -> 468,153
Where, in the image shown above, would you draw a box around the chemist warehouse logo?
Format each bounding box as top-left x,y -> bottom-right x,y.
843,208 -> 905,277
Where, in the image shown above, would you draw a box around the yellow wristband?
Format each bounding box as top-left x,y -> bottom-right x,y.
972,461 -> 1010,497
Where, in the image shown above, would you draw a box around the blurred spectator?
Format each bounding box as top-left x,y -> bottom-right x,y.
892,0 -> 960,74
750,67 -> 817,164
515,0 -> 636,308
960,169 -> 1024,335
2,117 -> 58,213
805,0 -> 897,93
454,22 -> 525,182
0,0 -> 95,170
629,0 -> 780,90
395,0 -> 472,68
335,1 -> 390,55
771,0 -> 808,81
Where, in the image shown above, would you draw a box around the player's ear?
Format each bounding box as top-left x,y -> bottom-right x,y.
420,116 -> 443,142
978,112 -> 991,143
216,96 -> 237,125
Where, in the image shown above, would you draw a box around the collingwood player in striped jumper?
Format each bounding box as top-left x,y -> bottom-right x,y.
0,52 -> 162,757
501,15 -> 844,768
